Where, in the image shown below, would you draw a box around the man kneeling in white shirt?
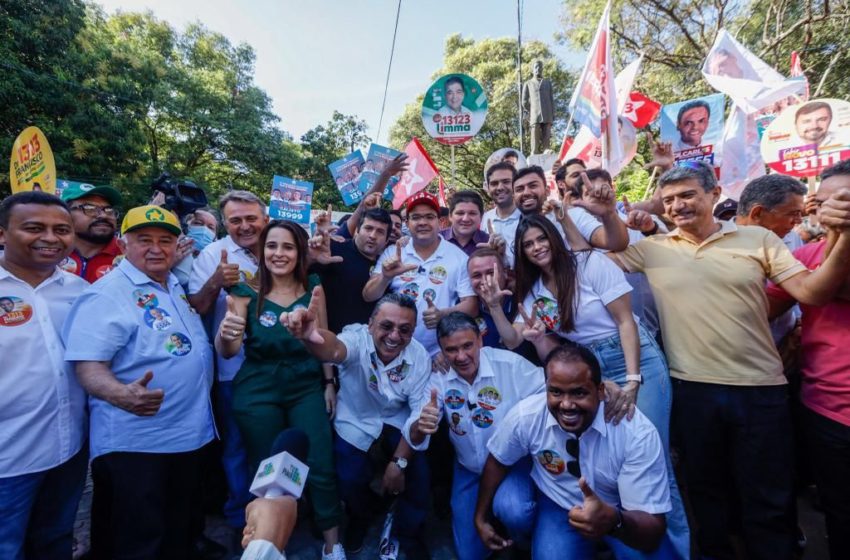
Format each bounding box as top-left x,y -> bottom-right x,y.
475,344 -> 675,559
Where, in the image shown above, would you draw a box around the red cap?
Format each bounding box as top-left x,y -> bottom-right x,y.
405,190 -> 440,214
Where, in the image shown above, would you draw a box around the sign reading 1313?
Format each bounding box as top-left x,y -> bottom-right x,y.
9,126 -> 57,194
421,74 -> 488,146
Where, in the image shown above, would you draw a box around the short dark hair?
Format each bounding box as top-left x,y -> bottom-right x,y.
658,161 -> 717,193
795,101 -> 832,122
676,100 -> 710,127
0,191 -> 70,229
564,158 -> 586,169
514,165 -> 546,187
486,161 -> 517,185
371,292 -> 418,322
821,159 -> 850,182
737,175 -> 806,216
543,344 -> 602,385
389,209 -> 403,220
448,190 -> 484,214
445,76 -> 465,93
583,168 -> 612,185
502,150 -> 519,160
436,311 -> 480,342
358,208 -> 392,230
468,246 -> 503,267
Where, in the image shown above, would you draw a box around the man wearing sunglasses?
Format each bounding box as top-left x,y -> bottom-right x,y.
280,292 -> 433,559
475,345 -> 673,558
60,183 -> 123,282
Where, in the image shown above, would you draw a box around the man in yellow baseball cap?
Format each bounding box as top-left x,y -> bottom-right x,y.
121,205 -> 182,237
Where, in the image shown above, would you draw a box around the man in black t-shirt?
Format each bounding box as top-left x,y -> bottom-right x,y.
312,208 -> 392,334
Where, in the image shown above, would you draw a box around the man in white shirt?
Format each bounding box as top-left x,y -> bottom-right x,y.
280,292 -> 432,560
481,162 -> 522,268
0,192 -> 89,559
475,345 -> 673,559
406,312 -> 542,560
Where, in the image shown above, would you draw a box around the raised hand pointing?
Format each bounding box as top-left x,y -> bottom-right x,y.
279,286 -> 325,344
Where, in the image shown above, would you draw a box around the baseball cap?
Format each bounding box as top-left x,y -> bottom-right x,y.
713,199 -> 738,220
121,205 -> 182,236
405,191 -> 440,215
60,183 -> 122,207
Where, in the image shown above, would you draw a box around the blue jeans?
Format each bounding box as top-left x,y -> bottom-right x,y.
0,446 -> 88,560
451,458 -> 535,560
215,380 -> 253,527
533,491 -> 676,560
334,426 -> 429,542
586,326 -> 690,559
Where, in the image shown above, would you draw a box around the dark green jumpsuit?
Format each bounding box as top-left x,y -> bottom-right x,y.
230,276 -> 342,530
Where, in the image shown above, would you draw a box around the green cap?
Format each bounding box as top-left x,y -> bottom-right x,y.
61,183 -> 122,207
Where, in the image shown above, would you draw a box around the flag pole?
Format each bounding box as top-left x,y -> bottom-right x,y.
450,144 -> 456,183
641,166 -> 659,201
517,0 -> 524,154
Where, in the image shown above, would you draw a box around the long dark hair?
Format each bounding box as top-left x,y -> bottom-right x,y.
513,214 -> 579,333
251,220 -> 309,318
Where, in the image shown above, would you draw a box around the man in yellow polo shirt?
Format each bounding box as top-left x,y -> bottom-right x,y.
611,161 -> 850,560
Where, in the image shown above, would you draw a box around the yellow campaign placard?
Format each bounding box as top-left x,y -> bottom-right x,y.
9,126 -> 56,194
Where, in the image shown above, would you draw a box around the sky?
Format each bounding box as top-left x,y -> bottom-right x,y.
96,0 -> 581,145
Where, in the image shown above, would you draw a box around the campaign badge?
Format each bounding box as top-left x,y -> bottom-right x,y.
400,282 -> 419,300
421,74 -> 488,146
477,386 -> 502,411
449,411 -> 466,436
428,266 -> 447,285
59,257 -> 78,274
537,449 -> 565,475
422,288 -> 436,303
474,316 -> 489,338
133,290 -> 159,309
386,362 -> 407,383
143,307 -> 173,331
399,270 -> 417,282
471,408 -> 494,429
259,311 -> 277,328
444,389 -> 465,410
240,269 -> 255,282
368,373 -> 379,392
0,296 -> 33,327
534,296 -> 560,332
165,332 -> 192,356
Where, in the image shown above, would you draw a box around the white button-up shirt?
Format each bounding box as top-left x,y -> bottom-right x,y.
64,259 -> 215,460
373,238 -> 475,356
406,347 -> 544,474
481,207 -> 522,268
188,236 -> 258,382
334,324 -> 432,451
487,393 -> 671,514
0,266 -> 88,477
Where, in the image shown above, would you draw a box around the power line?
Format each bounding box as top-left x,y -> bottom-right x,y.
376,0 -> 402,143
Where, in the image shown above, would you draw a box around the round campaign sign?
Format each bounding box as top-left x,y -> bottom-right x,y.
760,99 -> 850,178
9,126 -> 56,194
421,74 -> 488,146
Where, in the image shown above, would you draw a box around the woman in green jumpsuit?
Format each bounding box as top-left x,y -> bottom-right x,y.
215,220 -> 345,559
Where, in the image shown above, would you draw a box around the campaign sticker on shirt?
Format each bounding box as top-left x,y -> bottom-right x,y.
449,411 -> 466,436
0,296 -> 33,327
59,257 -> 78,274
165,332 -> 192,356
239,269 -> 254,282
143,307 -> 173,331
444,389 -> 465,410
399,270 -> 417,282
400,282 -> 419,300
259,311 -> 277,328
422,288 -> 436,303
477,386 -> 502,410
471,408 -> 494,429
534,296 -> 560,332
386,361 -> 410,383
133,290 -> 159,309
428,265 -> 447,285
537,449 -> 565,475
368,373 -> 379,392
474,316 -> 489,338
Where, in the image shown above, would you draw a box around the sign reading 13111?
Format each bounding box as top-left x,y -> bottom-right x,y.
421,74 -> 488,146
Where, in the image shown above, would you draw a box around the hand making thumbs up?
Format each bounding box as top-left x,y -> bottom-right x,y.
216,249 -> 241,289
416,388 -> 441,435
121,370 -> 165,417
568,477 -> 621,540
422,293 -> 443,329
219,295 -> 247,342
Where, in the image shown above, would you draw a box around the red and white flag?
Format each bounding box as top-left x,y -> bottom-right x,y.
621,92 -> 661,129
790,51 -> 810,101
392,137 -> 439,209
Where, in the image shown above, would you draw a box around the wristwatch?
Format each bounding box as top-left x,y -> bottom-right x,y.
625,373 -> 643,384
392,457 -> 408,471
321,377 -> 339,391
609,507 -> 624,534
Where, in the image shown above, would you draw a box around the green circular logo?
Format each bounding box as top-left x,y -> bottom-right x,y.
421,73 -> 488,146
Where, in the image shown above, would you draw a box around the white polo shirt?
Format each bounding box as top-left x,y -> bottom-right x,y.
334,324 -> 432,451
546,208 -> 601,247
0,266 -> 88,477
405,347 -> 544,474
516,250 -> 636,345
488,393 -> 670,514
481,207 -> 522,268
373,238 -> 475,356
188,236 -> 258,382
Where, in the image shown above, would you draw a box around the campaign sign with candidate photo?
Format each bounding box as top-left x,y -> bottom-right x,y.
358,144 -> 403,201
328,151 -> 366,206
269,176 -> 313,225
421,74 -> 488,146
759,98 -> 850,178
660,93 -> 726,165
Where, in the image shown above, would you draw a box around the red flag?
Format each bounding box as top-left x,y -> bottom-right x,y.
392,137 -> 439,209
437,177 -> 448,208
621,92 -> 661,129
790,51 -> 810,101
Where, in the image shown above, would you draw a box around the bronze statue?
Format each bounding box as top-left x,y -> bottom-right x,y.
522,59 -> 555,155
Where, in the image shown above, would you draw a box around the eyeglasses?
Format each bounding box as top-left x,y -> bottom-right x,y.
409,213 -> 438,222
566,437 -> 581,478
377,321 -> 414,337
70,204 -> 119,218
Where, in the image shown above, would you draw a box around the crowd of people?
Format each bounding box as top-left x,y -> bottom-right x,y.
1,138 -> 850,560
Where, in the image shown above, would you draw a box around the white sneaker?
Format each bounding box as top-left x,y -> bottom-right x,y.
322,543 -> 347,560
